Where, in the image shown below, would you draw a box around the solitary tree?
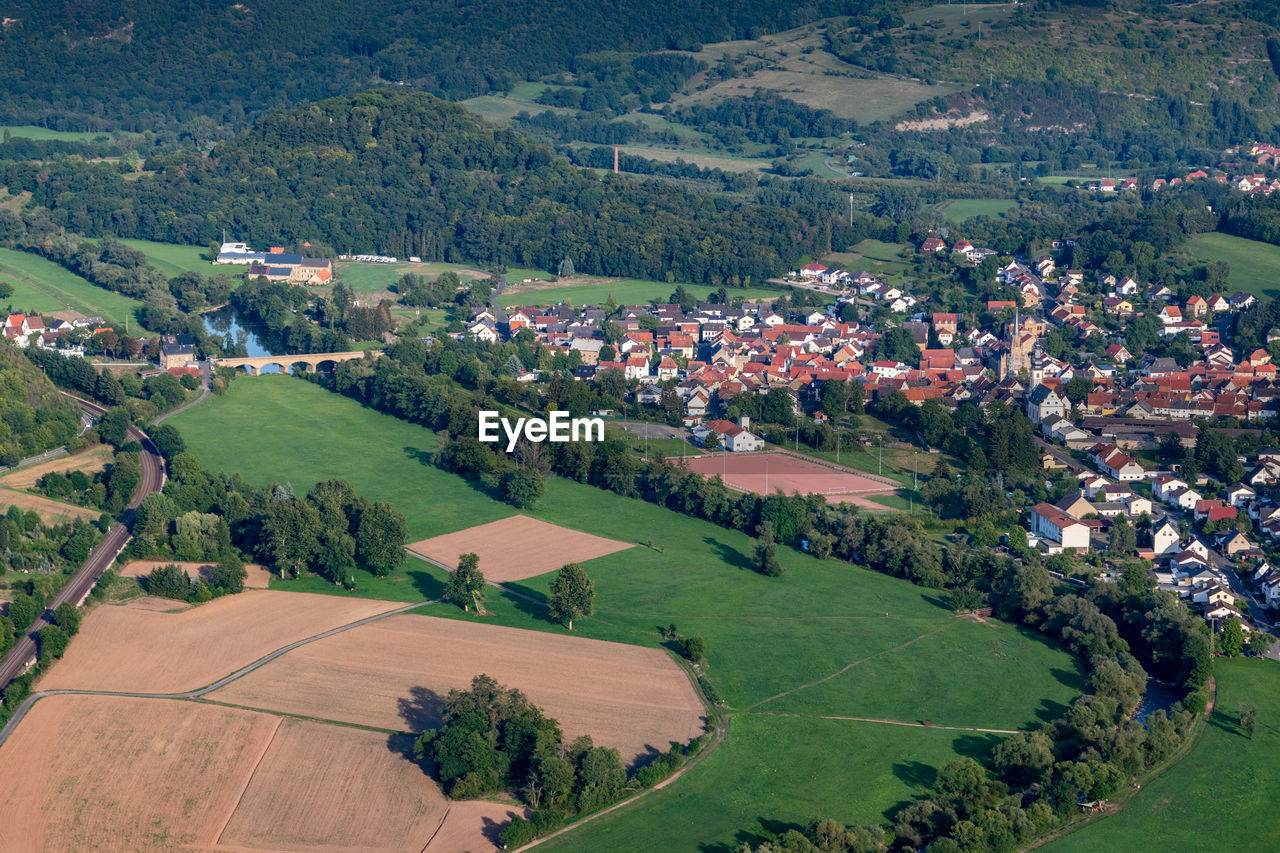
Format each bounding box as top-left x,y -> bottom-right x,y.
1239,703 -> 1258,739
446,552 -> 487,613
755,521 -> 783,576
549,562 -> 594,630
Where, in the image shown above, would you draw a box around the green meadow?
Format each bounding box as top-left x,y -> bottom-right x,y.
0,247 -> 147,330
498,277 -> 780,308
1042,659 -> 1280,852
119,239 -> 210,278
1184,232 -> 1280,301
170,376 -> 1085,851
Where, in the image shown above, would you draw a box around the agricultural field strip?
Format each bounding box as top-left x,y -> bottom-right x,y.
0,600 -> 428,748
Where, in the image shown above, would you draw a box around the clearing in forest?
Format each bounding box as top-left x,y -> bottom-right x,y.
209,613 -> 707,764
38,590 -> 403,693
406,515 -> 633,582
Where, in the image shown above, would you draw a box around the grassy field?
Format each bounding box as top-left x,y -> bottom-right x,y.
498,277 -> 781,308
823,239 -> 912,277
119,239 -> 210,278
333,260 -> 488,294
1042,658 -> 1280,852
170,377 -> 1085,851
538,714 -> 1002,853
0,247 -> 147,329
1,125 -> 107,142
603,143 -> 774,174
1184,232 -> 1280,301
940,198 -> 1017,223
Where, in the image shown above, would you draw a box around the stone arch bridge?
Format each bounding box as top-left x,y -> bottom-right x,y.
211,350 -> 380,375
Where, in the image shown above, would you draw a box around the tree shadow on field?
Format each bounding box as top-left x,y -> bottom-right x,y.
1036,698 -> 1071,724
707,818 -> 806,853
404,445 -> 503,501
408,569 -> 445,600
396,685 -> 446,734
893,760 -> 937,789
703,536 -> 754,571
952,733 -> 1002,762
498,583 -> 558,626
480,816 -> 507,846
920,592 -> 951,612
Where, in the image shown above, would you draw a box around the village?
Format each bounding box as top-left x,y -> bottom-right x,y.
463,228 -> 1280,649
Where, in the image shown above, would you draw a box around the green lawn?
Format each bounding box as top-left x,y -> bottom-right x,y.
538,715 -> 1002,853
940,198 -> 1017,223
170,376 -> 1085,850
1042,658 -> 1280,852
498,278 -> 780,308
0,247 -> 147,329
119,239 -> 210,278
1184,232 -> 1280,301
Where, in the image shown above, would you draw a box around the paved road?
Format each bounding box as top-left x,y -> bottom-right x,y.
612,421 -> 687,440
0,396 -> 166,695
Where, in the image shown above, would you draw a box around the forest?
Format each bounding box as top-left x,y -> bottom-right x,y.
1,90 -> 885,285
0,0 -> 861,133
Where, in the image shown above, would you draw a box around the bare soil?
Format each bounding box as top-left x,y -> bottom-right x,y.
0,694 -> 279,851
681,452 -> 894,498
407,515 -> 633,583
0,445 -> 111,488
209,613 -> 707,764
218,718 -> 457,852
39,591 -> 403,693
117,559 -> 273,589
0,486 -> 101,524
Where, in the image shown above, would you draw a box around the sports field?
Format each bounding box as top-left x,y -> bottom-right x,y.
169,376 -> 1085,850
407,515 -> 633,582
498,276 -> 779,308
682,451 -> 896,498
1041,659 -> 1280,852
0,247 -> 146,328
1184,232 -> 1280,301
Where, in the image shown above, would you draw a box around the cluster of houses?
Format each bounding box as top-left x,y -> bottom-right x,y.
214,242 -> 334,284
3,313 -> 108,356
1082,166 -> 1280,196
795,263 -> 920,313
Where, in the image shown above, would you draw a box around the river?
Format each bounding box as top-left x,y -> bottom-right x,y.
201,305 -> 286,372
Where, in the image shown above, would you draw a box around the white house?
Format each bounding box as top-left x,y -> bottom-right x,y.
1030,503 -> 1090,552
1152,520 -> 1181,556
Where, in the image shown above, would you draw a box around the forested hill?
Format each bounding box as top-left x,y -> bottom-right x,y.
0,345 -> 83,465
5,91 -> 876,284
0,0 -> 860,132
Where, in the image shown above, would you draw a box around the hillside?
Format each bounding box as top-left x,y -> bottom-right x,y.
0,0 -> 858,132
2,90 -> 885,285
0,344 -> 83,465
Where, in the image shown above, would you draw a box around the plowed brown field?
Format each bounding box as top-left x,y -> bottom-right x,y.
406,515 -> 632,582
217,719 -> 462,852
40,591 -> 404,693
210,614 -> 706,763
0,695 -> 279,852
118,559 -> 273,589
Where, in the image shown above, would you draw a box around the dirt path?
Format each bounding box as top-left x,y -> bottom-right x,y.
744,625 -> 950,711
745,710 -> 1017,735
